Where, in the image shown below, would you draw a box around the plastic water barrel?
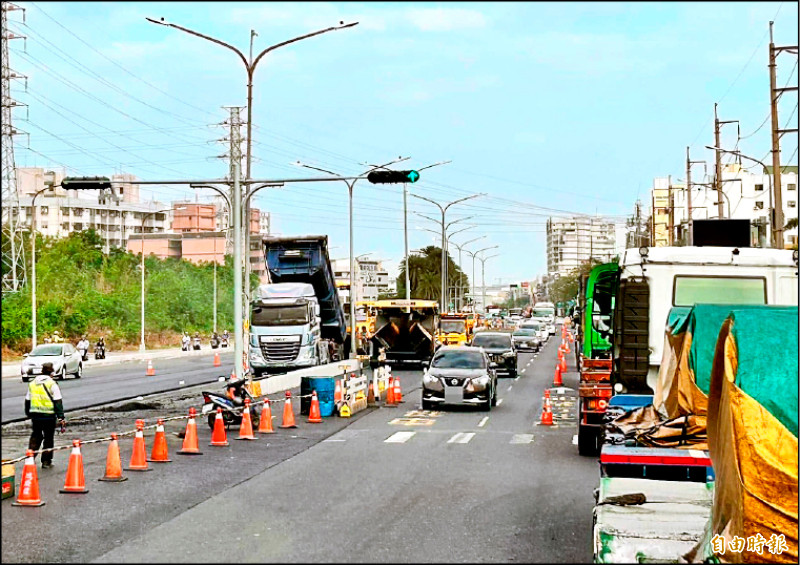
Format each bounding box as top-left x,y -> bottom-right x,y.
300,376 -> 337,417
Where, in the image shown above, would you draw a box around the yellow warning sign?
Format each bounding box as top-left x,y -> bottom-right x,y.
339,405 -> 351,418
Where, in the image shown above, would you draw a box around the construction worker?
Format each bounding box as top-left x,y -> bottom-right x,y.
24,362 -> 65,469
51,331 -> 63,343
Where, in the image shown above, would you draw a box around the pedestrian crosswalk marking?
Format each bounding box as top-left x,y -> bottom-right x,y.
510,434 -> 534,444
447,432 -> 475,444
385,431 -> 416,443
478,417 -> 489,428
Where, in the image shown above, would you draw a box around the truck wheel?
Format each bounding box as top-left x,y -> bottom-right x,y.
577,424 -> 599,456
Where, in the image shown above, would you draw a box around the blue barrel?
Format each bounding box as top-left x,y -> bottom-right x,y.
300,376 -> 337,417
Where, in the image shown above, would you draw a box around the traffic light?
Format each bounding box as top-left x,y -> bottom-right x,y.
61,176 -> 113,190
366,170 -> 420,184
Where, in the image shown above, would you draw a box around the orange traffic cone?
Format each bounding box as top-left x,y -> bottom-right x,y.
127,420 -> 152,471
148,419 -> 172,462
367,381 -> 376,406
387,377 -> 396,405
541,392 -> 553,426
60,439 -> 89,494
236,398 -> 258,440
13,450 -> 45,506
560,356 -> 567,374
308,391 -> 322,423
553,364 -> 563,387
279,391 -> 297,428
393,377 -> 403,404
146,360 -> 155,376
258,398 -> 275,434
178,407 -> 203,455
334,379 -> 343,404
558,347 -> 564,361
210,408 -> 229,446
99,433 -> 128,481
213,351 -> 221,367
564,340 -> 571,354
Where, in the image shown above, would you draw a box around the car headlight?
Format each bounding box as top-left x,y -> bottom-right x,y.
502,351 -> 515,358
423,373 -> 439,384
472,375 -> 490,386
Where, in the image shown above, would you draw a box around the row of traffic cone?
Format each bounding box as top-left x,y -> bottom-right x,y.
146,348 -> 224,377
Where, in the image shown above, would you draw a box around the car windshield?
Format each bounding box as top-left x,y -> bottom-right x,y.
30,345 -> 63,356
521,323 -> 541,330
441,320 -> 466,333
432,350 -> 486,369
472,335 -> 512,349
513,329 -> 538,337
251,305 -> 309,326
532,309 -> 554,318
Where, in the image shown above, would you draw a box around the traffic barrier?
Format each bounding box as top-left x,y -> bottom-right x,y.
12,450 -> 45,506
213,351 -> 221,367
127,420 -> 152,471
279,391 -> 297,429
308,391 -> 322,423
209,408 -> 229,446
341,372 -> 368,415
146,360 -> 155,376
257,397 -> 275,434
177,408 -> 202,455
553,364 -> 563,387
60,440 -> 89,494
236,399 -> 257,440
148,419 -> 172,462
99,433 -> 128,481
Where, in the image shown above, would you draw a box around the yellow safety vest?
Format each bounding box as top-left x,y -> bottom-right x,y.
29,379 -> 57,414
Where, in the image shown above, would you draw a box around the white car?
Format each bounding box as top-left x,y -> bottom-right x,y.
519,320 -> 548,343
21,343 -> 83,382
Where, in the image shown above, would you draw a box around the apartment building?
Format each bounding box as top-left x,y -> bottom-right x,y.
546,216 -> 618,278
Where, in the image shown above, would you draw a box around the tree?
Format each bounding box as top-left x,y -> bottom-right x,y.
395,245 -> 469,303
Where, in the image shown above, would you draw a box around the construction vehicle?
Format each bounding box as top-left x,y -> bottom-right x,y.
248,235 -> 346,376
370,299 -> 439,367
437,312 -> 471,346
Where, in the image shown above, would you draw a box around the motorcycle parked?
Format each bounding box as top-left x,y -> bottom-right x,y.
201,376 -> 260,430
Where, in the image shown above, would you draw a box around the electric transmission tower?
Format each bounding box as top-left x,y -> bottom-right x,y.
214,106 -> 245,254
1,1 -> 28,297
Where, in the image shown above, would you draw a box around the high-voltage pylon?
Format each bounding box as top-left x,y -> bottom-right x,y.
217,106 -> 245,255
1,1 -> 28,297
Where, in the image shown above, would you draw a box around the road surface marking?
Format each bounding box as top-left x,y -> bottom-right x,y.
389,417 -> 436,426
521,369 -> 526,373
447,432 -> 475,444
507,385 -> 513,391
478,417 -> 489,428
510,434 -> 534,444
497,398 -> 504,406
515,376 -> 520,381
572,435 -> 578,445
385,431 -> 416,443
323,439 -> 347,442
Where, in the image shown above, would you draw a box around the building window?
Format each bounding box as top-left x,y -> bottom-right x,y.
755,184 -> 764,191
789,201 -> 797,208
788,184 -> 797,191
74,223 -> 83,231
755,202 -> 764,210
40,206 -> 49,214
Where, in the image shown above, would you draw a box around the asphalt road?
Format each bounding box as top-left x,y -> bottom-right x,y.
1,350 -> 236,423
2,337 -> 598,563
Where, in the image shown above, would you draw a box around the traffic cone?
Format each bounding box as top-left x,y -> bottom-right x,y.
236,398 -> 258,440
387,377 -> 396,405
334,379 -> 343,404
558,347 -> 564,362
99,433 -> 128,481
560,356 -> 567,373
367,381 -> 376,406
541,391 -> 553,426
148,419 -> 172,462
146,360 -> 155,376
393,377 -> 403,404
553,364 -> 563,387
257,398 -> 275,434
213,351 -> 221,367
12,450 -> 45,506
210,408 -> 229,446
127,420 -> 152,471
279,391 -> 297,429
308,391 -> 323,423
60,440 -> 89,493
178,407 -> 203,455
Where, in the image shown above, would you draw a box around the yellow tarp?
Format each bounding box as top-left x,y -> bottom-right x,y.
706,317 -> 798,564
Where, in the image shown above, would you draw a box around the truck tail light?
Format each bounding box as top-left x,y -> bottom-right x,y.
598,399 -> 608,410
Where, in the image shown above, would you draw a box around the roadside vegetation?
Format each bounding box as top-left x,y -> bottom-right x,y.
1,229 -> 253,357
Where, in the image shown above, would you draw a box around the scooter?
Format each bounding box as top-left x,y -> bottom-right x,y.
94,344 -> 106,360
78,347 -> 89,362
193,336 -> 201,351
201,376 -> 260,430
210,335 -> 220,349
220,335 -> 229,348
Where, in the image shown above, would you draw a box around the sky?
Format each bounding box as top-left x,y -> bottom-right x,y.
7,1 -> 799,286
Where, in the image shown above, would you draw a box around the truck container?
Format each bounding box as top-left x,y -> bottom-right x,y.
370,299 -> 438,366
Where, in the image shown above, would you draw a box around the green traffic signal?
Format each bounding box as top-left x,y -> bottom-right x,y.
61,176 -> 112,190
367,170 -> 420,184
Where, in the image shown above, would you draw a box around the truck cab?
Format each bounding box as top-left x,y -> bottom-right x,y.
437,313 -> 470,346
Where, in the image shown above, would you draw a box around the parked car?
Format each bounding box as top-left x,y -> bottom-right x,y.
421,346 -> 497,411
511,328 -> 541,352
469,331 -> 517,377
21,343 -> 83,382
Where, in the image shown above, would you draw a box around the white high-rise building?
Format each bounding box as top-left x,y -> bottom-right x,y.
546,216 -> 618,278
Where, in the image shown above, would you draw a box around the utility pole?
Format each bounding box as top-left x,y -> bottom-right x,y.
685,148 -> 706,246
713,103 -> 739,219
769,21 -> 798,249
1,2 -> 27,297
667,175 -> 674,245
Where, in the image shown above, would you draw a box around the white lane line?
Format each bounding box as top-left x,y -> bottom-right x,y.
572,434 -> 578,445
510,434 -> 534,444
497,398 -> 504,406
478,417 -> 489,428
521,369 -> 526,373
507,385 -> 513,391
447,432 -> 476,444
385,431 -> 416,443
515,376 -> 520,381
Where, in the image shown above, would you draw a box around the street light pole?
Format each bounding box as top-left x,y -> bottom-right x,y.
464,245 -> 497,313
30,187 -> 49,349
479,253 -> 500,315
451,235 -> 486,310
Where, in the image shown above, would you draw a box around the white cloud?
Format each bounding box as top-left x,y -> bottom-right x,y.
406,8 -> 488,32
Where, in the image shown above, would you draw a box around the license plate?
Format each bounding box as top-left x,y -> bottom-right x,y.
444,386 -> 464,404
201,404 -> 214,414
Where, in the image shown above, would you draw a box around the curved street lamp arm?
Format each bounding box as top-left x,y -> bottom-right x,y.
190,184 -> 231,211
252,21 -> 359,69
410,193 -> 444,212
458,235 -> 486,249
360,156 -> 410,174
413,211 -> 441,225
416,160 -> 452,172
443,192 -> 485,213
146,18 -> 248,68
475,245 -> 499,257
446,215 -> 476,229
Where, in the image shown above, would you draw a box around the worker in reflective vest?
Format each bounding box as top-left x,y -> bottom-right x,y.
24,362 -> 65,469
